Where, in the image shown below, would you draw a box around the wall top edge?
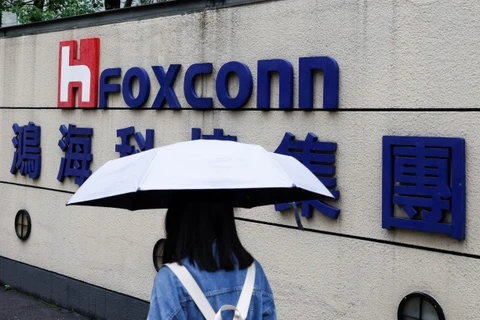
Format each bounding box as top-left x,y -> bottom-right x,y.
0,0 -> 274,39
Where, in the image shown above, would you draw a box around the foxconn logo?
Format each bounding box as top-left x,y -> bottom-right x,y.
57,37 -> 340,110
57,38 -> 100,108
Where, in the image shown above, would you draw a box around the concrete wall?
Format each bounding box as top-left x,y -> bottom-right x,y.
1,0 -> 479,318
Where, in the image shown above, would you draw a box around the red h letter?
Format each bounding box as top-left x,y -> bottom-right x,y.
57,38 -> 100,108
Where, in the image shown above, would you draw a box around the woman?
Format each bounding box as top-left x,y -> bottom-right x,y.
147,201 -> 276,320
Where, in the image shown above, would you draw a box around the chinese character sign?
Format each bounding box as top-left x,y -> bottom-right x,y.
191,128 -> 238,141
274,132 -> 340,219
115,126 -> 154,157
382,136 -> 466,239
57,124 -> 94,186
11,122 -> 41,179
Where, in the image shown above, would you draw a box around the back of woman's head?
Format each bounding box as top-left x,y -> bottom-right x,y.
162,201 -> 253,272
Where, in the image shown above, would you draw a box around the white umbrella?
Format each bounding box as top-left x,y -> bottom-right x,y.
67,139 -> 333,210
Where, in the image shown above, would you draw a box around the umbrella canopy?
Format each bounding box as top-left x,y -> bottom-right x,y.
66,140 -> 333,210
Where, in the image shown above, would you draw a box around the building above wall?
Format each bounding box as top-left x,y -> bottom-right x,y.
1,12 -> 17,27
0,0 -> 271,38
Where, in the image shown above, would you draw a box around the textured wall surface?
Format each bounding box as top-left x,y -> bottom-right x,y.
1,0 -> 479,318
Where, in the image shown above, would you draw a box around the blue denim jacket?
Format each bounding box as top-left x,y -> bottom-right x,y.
147,259 -> 276,320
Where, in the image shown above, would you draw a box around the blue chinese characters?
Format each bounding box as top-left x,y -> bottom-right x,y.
382,136 -> 466,239
191,128 -> 238,141
11,122 -> 41,179
116,126 -> 154,157
57,124 -> 94,186
274,132 -> 340,219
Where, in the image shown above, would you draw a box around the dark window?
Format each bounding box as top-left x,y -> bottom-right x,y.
398,292 -> 445,320
153,239 -> 165,271
15,209 -> 31,240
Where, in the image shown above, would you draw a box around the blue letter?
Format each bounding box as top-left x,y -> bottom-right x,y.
99,68 -> 121,108
122,67 -> 150,109
151,65 -> 181,109
257,59 -> 293,109
299,57 -> 339,110
184,63 -> 213,109
216,62 -> 253,109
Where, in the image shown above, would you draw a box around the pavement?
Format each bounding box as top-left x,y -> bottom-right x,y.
0,287 -> 90,320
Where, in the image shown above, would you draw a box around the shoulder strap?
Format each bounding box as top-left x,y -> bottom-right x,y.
166,262 -> 256,320
165,263 -> 216,320
236,262 -> 256,319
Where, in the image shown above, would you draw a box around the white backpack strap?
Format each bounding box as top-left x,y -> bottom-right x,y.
165,263 -> 216,320
214,263 -> 256,320
236,262 -> 256,319
214,305 -> 241,320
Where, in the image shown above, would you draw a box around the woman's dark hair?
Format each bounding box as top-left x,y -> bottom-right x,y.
162,200 -> 254,272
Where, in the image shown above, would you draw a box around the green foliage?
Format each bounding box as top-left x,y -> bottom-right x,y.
1,0 -> 172,25
4,284 -> 11,291
3,0 -> 103,24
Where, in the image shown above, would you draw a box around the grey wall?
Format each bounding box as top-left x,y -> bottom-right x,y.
1,0 -> 479,318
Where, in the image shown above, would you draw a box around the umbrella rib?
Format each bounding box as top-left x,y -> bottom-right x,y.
136,152 -> 159,191
266,153 -> 296,188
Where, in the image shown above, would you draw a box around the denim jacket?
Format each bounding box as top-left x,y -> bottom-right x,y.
147,259 -> 276,320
